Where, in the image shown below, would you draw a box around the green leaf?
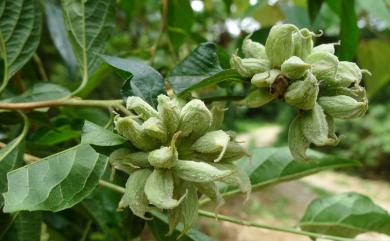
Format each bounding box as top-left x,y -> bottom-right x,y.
3,144 -> 108,213
61,0 -> 114,92
0,112 -> 28,207
308,0 -> 325,22
0,140 -> 25,207
338,0 -> 359,61
300,192 -> 390,238
32,125 -> 80,146
149,211 -> 217,241
167,43 -> 225,95
1,83 -> 70,103
14,211 -> 42,241
45,0 -> 78,80
81,120 -> 126,147
223,147 -> 360,193
357,39 -> 390,98
82,188 -> 130,241
99,54 -> 166,107
179,69 -> 244,96
0,0 -> 42,92
167,0 -> 194,48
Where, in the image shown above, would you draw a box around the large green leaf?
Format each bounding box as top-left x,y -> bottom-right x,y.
0,139 -> 25,207
2,144 -> 108,213
1,83 -> 70,103
221,147 -> 360,194
300,192 -> 390,238
167,43 -> 225,95
338,0 -> 359,61
149,211 -> 217,241
0,112 -> 28,207
99,54 -> 166,107
45,0 -> 78,80
0,0 -> 42,91
81,120 -> 127,147
61,0 -> 114,92
357,40 -> 390,98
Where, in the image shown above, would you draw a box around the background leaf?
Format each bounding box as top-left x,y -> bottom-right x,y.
3,144 -> 108,213
1,83 -> 70,103
99,54 -> 166,107
299,192 -> 390,238
0,0 -> 42,86
357,39 -> 390,98
45,0 -> 78,81
61,0 -> 114,77
221,147 -> 360,193
338,0 -> 359,61
167,0 -> 194,49
81,120 -> 126,147
308,0 -> 325,23
13,211 -> 42,241
167,43 -> 223,95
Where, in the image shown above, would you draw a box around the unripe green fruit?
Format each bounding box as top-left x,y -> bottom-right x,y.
157,94 -> 180,138
142,117 -> 167,144
230,54 -> 270,77
109,148 -> 150,173
265,24 -> 299,67
174,160 -> 233,183
335,61 -> 362,87
179,99 -> 212,137
124,169 -> 152,219
191,130 -> 230,162
251,69 -> 281,88
127,96 -> 159,120
144,169 -> 187,209
288,114 -> 310,161
115,116 -> 159,151
318,95 -> 368,119
293,28 -> 314,60
312,42 -> 338,54
238,88 -> 274,108
281,56 -> 311,80
284,72 -> 318,110
210,102 -> 225,130
301,103 -> 335,146
242,37 -> 267,59
306,51 -> 339,84
148,146 -> 178,168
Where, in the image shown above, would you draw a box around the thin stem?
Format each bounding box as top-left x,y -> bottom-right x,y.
0,98 -> 123,110
79,220 -> 92,241
0,213 -> 19,240
96,181 -> 369,241
198,210 -> 371,241
71,0 -> 88,97
98,180 -> 125,193
33,54 -> 48,81
0,31 -> 9,94
150,0 -> 169,64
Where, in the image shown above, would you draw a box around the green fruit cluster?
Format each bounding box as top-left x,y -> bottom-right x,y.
231,24 -> 369,160
111,95 -> 250,234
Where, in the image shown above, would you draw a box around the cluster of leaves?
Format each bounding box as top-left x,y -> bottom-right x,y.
0,0 -> 389,241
